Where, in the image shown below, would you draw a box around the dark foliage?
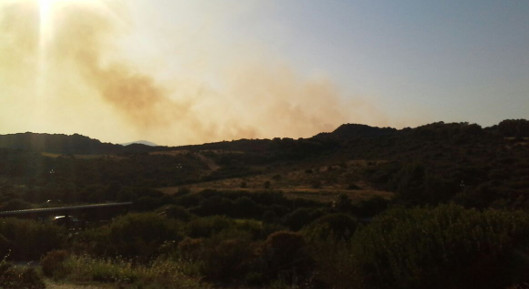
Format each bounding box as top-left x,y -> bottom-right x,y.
303,213 -> 359,241
0,218 -> 65,261
352,204 -> 529,289
0,120 -> 529,288
40,250 -> 70,278
0,261 -> 45,289
77,213 -> 181,259
261,231 -> 313,284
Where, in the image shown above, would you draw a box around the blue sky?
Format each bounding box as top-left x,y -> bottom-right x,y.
0,0 -> 528,145
242,0 -> 529,124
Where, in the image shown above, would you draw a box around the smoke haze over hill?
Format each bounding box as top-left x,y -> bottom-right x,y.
0,1 -> 390,146
2,1 -> 527,146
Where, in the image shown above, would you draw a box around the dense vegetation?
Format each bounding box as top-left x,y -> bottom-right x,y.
0,119 -> 528,288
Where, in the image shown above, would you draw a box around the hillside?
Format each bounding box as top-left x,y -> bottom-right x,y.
2,119 -> 529,289
0,133 -> 121,154
0,132 -> 161,155
0,119 -> 528,209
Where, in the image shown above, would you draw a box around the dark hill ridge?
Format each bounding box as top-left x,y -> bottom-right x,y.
0,133 -> 168,154
1,119 -> 527,155
0,119 -> 528,209
121,140 -> 159,147
315,123 -> 397,139
0,133 -> 120,154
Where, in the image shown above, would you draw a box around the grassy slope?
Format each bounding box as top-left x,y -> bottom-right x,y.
157,151 -> 394,203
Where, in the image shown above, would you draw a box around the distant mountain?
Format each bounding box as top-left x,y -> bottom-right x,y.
121,140 -> 158,147
314,123 -> 398,139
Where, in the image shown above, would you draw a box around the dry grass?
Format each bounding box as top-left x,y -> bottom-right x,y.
150,150 -> 221,171
158,159 -> 394,203
44,280 -> 115,289
44,255 -> 208,289
40,152 -> 124,160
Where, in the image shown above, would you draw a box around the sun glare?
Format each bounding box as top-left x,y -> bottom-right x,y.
36,0 -> 93,115
38,0 -> 77,47
37,0 -> 104,47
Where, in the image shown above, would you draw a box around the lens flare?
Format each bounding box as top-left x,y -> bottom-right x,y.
35,0 -> 102,126
38,0 -> 88,48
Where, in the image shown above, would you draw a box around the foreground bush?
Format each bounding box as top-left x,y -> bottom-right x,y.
174,230 -> 313,287
0,257 -> 44,289
303,213 -> 359,241
309,240 -> 360,289
41,250 -> 70,279
262,231 -> 313,285
352,204 -> 529,289
199,238 -> 257,283
185,215 -> 280,240
77,213 -> 182,259
0,218 -> 65,260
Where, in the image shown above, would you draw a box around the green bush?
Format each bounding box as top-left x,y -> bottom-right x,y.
186,215 -> 234,238
303,213 -> 359,241
352,204 -> 529,289
200,238 -> 257,283
40,249 -> 70,278
56,254 -> 209,289
78,213 -> 181,259
231,196 -> 263,219
283,208 -> 322,231
0,218 -> 65,260
261,231 -> 313,284
0,199 -> 32,211
0,256 -> 44,289
309,240 -> 361,289
177,237 -> 205,262
352,196 -> 389,218
162,205 -> 192,221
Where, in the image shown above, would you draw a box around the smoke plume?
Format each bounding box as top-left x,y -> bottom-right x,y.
0,1 -> 385,145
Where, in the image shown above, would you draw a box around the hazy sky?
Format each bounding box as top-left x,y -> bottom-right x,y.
1,0 -> 528,145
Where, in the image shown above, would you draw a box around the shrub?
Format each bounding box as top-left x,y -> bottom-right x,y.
0,199 -> 31,211
78,213 -> 181,259
0,256 -> 44,289
335,193 -> 353,212
309,240 -> 361,289
352,196 -> 389,218
178,237 -> 205,262
163,205 -> 192,221
232,219 -> 281,240
231,197 -> 263,218
0,218 -> 65,260
283,208 -> 322,231
303,213 -> 359,241
186,215 -> 234,238
262,210 -> 279,223
192,196 -> 233,216
261,231 -> 313,284
200,238 -> 256,283
40,250 -> 70,278
352,204 -> 529,289
57,254 -> 209,289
